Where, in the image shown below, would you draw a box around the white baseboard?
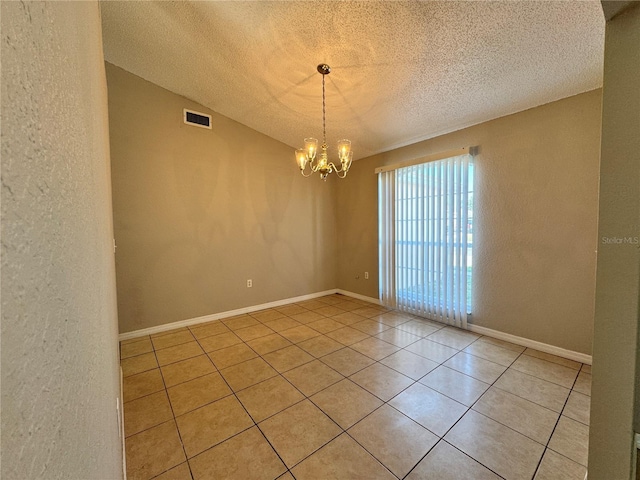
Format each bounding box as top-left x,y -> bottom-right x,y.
118,289 -> 339,341
466,323 -> 592,365
336,289 -> 382,306
118,289 -> 592,366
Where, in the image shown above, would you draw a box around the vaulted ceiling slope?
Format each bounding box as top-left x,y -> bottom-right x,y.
100,1 -> 605,160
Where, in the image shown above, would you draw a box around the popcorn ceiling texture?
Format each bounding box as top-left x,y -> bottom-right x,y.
1,2 -> 122,479
100,1 -> 605,160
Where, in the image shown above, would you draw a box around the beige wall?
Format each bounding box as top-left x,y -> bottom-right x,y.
107,64 -> 338,333
336,90 -> 602,355
1,2 -> 122,479
589,4 -> 640,479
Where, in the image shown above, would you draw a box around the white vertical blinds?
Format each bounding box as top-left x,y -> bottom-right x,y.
378,151 -> 474,328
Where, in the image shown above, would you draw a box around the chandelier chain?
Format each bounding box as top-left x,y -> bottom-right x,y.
322,73 -> 326,146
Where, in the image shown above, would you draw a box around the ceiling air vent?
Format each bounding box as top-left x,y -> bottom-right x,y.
183,109 -> 212,129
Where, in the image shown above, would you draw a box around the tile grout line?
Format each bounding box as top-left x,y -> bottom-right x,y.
150,337 -> 196,480
122,298 -> 587,480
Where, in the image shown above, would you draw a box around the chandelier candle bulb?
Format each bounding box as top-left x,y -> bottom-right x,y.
294,64 -> 353,181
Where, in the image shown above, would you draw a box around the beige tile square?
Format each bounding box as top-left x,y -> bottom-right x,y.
307,317 -> 345,334
573,371 -> 591,396
250,308 -> 286,322
444,352 -> 507,384
563,391 -> 590,425
152,462 -> 192,480
320,347 -> 375,376
121,335 -> 151,346
263,317 -> 303,332
476,336 -> 526,353
494,368 -> 570,412
534,448 -> 587,480
390,383 -> 467,437
315,305 -> 346,317
420,366 -> 490,406
445,410 -> 545,480
375,311 -> 413,327
290,310 -> 326,324
259,400 -> 342,468
473,387 -> 559,444
524,348 -> 581,370
352,306 -> 390,318
463,341 -> 521,367
548,415 -> 589,466
197,331 -> 243,353
152,328 -> 189,339
349,337 -> 400,360
349,363 -> 413,401
124,391 -> 173,437
297,299 -> 329,310
121,337 -> 153,359
351,319 -> 392,335
125,421 -> 186,480
279,325 -> 321,343
276,473 -> 294,480
297,335 -> 343,357
208,343 -> 257,370
316,295 -> 346,305
123,368 -> 165,403
167,372 -> 231,416
511,355 -> 579,388
190,426 -> 286,480
189,320 -> 229,340
263,345 -> 314,372
405,338 -> 459,363
291,433 -> 396,480
283,360 -> 344,396
427,327 -> 480,350
380,349 -> 439,380
407,440 -> 502,480
155,341 -> 204,367
237,375 -> 305,422
176,396 -> 253,458
122,352 -> 158,377
220,357 -> 278,391
348,404 -> 438,478
332,311 -> 367,325
396,319 -> 441,337
311,379 -> 383,429
374,328 -> 422,347
326,326 -> 370,346
234,323 -> 275,342
246,333 -> 292,355
151,330 -> 196,351
222,315 -> 260,331
160,354 -> 215,388
276,304 -> 310,316
581,363 -> 592,374
333,300 -> 363,312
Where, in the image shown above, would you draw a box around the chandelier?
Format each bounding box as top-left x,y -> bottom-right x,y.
295,64 -> 353,180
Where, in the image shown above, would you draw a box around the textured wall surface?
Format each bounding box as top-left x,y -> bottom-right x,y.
588,4 -> 640,479
1,2 -> 123,479
107,64 -> 338,333
336,90 -> 602,355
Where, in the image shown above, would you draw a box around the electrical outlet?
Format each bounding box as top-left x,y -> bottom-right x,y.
365,271 -> 369,280
247,279 -> 252,288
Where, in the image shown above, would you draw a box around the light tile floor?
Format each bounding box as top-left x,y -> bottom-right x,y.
120,294 -> 591,480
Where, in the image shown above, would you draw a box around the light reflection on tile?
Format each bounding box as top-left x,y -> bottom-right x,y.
119,295 -> 589,480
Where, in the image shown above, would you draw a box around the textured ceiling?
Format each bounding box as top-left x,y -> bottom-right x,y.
100,1 -> 605,160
